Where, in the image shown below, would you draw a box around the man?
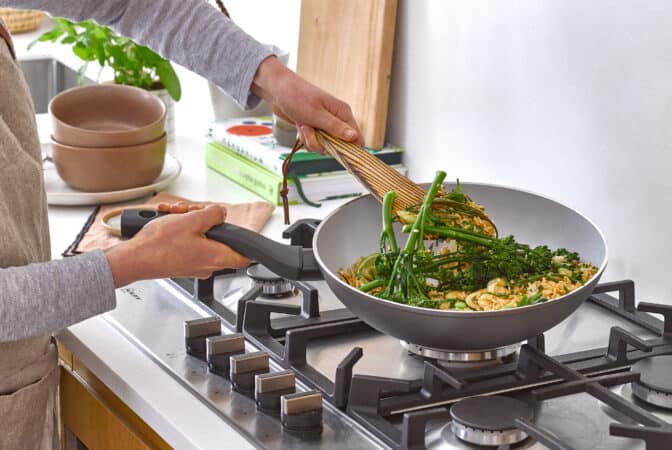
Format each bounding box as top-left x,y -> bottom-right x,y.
0,1 -> 362,448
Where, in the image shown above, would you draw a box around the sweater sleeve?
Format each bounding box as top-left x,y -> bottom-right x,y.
0,250 -> 116,341
4,0 -> 274,109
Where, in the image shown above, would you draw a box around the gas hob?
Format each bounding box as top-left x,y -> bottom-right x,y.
105,220 -> 672,449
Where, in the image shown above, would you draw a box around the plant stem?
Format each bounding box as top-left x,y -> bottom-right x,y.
423,256 -> 465,270
360,279 -> 386,292
402,224 -> 495,247
380,191 -> 398,253
383,171 -> 446,297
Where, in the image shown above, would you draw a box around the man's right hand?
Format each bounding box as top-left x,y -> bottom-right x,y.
104,205 -> 248,287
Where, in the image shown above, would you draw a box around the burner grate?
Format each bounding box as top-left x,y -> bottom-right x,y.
242,299 -> 366,408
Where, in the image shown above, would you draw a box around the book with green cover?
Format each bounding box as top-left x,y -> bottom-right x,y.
206,116 -> 403,175
205,142 -> 407,206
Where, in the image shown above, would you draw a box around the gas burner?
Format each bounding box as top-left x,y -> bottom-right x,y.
403,341 -> 521,365
600,383 -> 672,425
450,396 -> 533,446
631,355 -> 672,409
247,264 -> 295,298
600,384 -> 641,424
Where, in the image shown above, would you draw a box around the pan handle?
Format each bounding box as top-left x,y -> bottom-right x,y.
120,210 -> 322,280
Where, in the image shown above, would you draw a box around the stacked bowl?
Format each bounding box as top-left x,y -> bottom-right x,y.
49,84 -> 167,192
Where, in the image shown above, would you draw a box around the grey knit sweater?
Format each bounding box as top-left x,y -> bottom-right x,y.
0,0 -> 273,342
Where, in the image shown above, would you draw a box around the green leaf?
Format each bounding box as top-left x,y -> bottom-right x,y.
156,60 -> 181,101
38,29 -> 64,42
91,27 -> 107,40
135,45 -> 162,65
78,20 -> 98,31
63,20 -> 77,36
28,23 -> 65,49
91,38 -> 107,66
107,44 -> 127,64
73,42 -> 94,61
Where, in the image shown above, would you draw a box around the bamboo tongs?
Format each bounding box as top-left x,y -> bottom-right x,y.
315,130 -> 426,213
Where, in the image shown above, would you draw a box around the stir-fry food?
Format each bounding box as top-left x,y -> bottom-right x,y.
339,171 -> 598,311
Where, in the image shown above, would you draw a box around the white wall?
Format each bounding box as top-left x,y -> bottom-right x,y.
387,0 -> 672,303
173,0 -> 300,135
178,1 -> 672,303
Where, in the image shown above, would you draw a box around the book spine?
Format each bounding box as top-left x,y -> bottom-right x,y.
205,142 -> 282,204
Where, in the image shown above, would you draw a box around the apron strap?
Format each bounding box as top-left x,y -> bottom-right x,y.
0,20 -> 16,60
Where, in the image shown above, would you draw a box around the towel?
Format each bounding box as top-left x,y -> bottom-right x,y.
63,192 -> 275,256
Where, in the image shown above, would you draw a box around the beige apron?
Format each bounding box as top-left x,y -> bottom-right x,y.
0,19 -> 60,450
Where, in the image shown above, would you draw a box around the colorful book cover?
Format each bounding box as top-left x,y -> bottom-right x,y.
206,116 -> 403,175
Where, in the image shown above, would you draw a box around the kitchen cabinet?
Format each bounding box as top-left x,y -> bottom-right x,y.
57,340 -> 170,450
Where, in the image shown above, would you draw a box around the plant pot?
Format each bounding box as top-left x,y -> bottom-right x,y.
150,87 -> 175,142
208,45 -> 289,121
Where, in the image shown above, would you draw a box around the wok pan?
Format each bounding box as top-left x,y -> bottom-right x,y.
121,182 -> 607,351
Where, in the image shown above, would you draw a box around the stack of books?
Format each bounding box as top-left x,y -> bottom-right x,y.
205,117 -> 406,206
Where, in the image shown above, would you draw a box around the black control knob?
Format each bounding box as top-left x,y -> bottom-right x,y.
206,333 -> 245,377
229,351 -> 269,394
255,370 -> 296,414
281,390 -> 323,438
184,317 -> 221,359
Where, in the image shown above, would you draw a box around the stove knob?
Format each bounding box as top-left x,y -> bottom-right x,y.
184,317 -> 221,359
206,333 -> 245,377
281,390 -> 323,439
229,351 -> 269,395
255,370 -> 296,413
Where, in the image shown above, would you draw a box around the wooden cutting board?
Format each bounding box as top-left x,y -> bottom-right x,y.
296,0 -> 398,150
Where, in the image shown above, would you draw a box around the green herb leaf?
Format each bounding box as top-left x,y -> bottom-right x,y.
73,42 -> 94,61
156,60 -> 181,101
27,17 -> 180,99
135,45 -> 162,65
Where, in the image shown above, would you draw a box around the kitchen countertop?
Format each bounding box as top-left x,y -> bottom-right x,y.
11,22 -> 349,450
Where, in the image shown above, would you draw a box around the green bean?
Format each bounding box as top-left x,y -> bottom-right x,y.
359,279 -> 387,293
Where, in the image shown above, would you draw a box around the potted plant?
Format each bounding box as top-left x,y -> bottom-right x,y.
30,18 -> 181,141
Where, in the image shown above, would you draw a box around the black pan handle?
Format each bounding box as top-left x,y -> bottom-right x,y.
120,209 -> 322,281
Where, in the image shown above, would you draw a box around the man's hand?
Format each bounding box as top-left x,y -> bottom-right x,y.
105,205 -> 248,287
252,56 -> 364,152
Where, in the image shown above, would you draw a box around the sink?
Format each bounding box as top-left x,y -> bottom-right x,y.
18,58 -> 92,114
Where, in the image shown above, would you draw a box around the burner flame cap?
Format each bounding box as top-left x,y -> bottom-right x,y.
632,355 -> 672,395
451,395 -> 534,431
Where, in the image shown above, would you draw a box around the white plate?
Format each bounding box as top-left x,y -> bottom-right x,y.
45,154 -> 182,206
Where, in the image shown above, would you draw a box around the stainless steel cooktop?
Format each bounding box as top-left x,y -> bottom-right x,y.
103,214 -> 672,450
105,269 -> 672,449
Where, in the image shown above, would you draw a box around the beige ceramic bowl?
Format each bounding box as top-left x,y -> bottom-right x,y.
51,133 -> 167,192
49,84 -> 166,147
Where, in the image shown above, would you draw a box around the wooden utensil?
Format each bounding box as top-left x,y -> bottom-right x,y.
315,130 -> 426,213
297,0 -> 398,150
